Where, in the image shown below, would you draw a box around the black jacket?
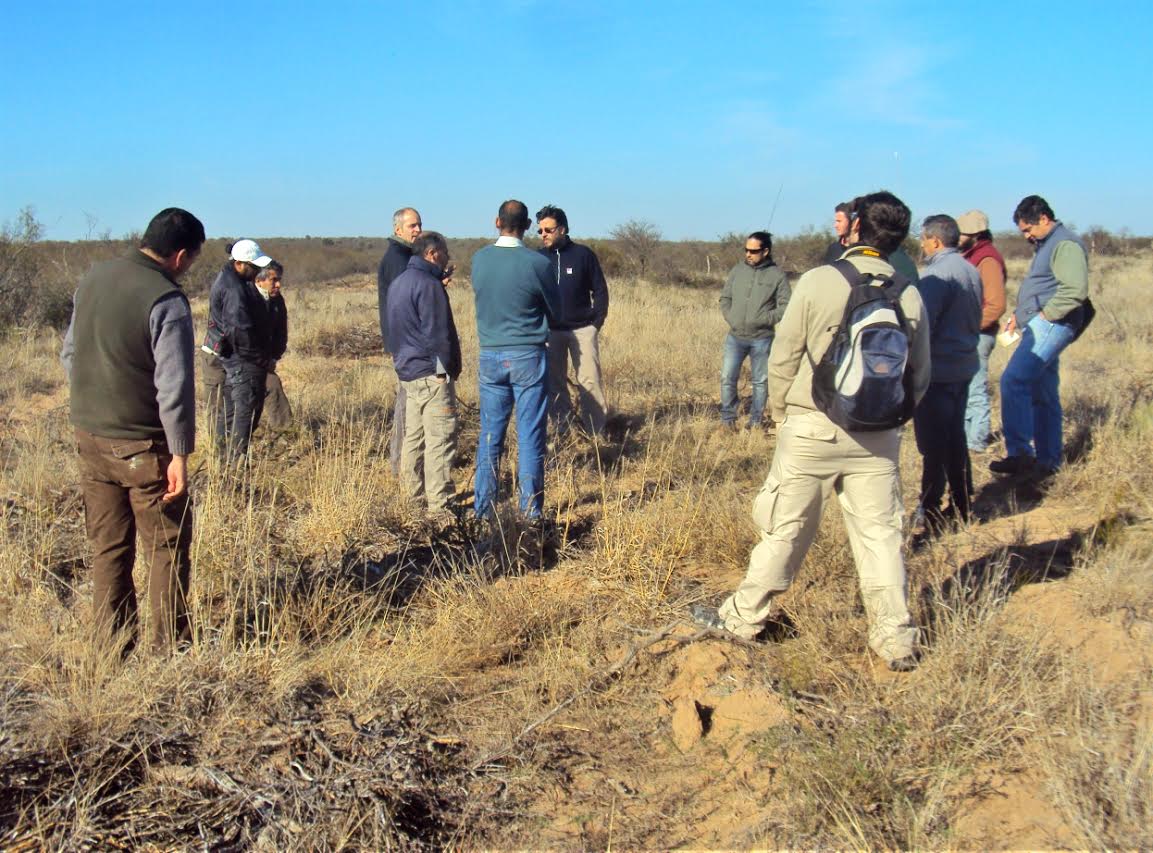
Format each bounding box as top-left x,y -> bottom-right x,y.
208,262 -> 280,370
538,238 -> 609,331
377,238 -> 414,350
386,257 -> 462,382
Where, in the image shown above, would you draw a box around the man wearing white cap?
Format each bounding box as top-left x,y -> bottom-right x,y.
207,238 -> 276,463
957,210 -> 1006,452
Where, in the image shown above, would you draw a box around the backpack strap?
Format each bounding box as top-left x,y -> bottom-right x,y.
831,257 -> 908,293
831,258 -> 863,288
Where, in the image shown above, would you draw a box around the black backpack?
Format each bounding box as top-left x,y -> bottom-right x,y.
810,259 -> 915,431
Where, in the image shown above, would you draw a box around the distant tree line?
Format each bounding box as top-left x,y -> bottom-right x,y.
2,205 -> 1149,330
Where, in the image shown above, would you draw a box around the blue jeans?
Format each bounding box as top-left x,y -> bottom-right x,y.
1000,314 -> 1077,470
721,333 -> 771,426
475,348 -> 549,520
965,332 -> 996,450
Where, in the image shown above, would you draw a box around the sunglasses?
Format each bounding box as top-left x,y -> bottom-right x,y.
537,226 -> 559,235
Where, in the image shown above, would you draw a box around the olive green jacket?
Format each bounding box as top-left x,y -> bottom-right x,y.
719,260 -> 790,340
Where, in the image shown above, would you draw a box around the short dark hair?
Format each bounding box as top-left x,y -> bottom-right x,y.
1013,195 -> 1056,225
536,204 -> 568,230
834,202 -> 852,215
921,214 -> 960,248
140,208 -> 205,258
497,200 -> 531,232
746,230 -> 773,255
850,190 -> 911,256
412,231 -> 448,258
255,260 -> 284,280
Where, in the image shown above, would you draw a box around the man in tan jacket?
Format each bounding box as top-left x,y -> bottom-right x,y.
693,191 -> 931,671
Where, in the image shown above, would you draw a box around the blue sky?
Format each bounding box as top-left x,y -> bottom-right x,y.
2,1 -> 1149,241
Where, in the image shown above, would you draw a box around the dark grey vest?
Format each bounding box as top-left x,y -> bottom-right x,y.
70,253 -> 184,439
1014,222 -> 1087,326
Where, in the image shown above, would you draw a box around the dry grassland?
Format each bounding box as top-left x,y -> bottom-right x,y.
1,252 -> 1151,849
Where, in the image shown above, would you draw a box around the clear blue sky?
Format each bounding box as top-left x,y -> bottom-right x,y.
2,1 -> 1149,241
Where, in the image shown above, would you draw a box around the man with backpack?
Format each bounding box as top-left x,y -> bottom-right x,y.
990,195 -> 1091,480
692,191 -> 931,672
914,215 -> 983,533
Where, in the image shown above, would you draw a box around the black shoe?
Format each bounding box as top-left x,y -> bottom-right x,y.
989,454 -> 1036,476
689,604 -> 726,631
888,654 -> 919,673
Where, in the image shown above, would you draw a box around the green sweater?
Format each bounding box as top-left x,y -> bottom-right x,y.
470,239 -> 560,349
720,260 -> 790,340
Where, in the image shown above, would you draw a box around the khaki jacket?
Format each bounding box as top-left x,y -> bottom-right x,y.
768,248 -> 931,423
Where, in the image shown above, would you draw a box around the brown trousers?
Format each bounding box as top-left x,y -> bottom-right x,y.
75,428 -> 193,654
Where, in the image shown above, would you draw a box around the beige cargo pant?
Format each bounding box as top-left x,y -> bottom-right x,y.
718,410 -> 916,662
548,325 -> 607,435
399,376 -> 458,512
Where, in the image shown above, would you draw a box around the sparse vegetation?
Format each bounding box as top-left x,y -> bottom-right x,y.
0,229 -> 1150,848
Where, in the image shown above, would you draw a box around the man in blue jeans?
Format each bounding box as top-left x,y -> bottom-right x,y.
470,200 -> 560,519
719,231 -> 790,429
991,196 -> 1090,479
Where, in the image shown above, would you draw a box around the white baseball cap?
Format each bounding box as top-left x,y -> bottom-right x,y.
230,238 -> 273,267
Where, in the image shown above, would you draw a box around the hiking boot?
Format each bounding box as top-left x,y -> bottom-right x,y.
989,454 -> 1036,476
689,604 -> 727,632
888,654 -> 920,673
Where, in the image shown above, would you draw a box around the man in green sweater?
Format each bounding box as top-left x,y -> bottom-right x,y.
719,231 -> 790,429
991,195 -> 1090,478
470,200 -> 560,520
61,208 -> 204,655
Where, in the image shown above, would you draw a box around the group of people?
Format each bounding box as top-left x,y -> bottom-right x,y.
201,239 -> 291,463
59,190 -> 1091,671
377,200 -> 609,521
698,191 -> 1091,671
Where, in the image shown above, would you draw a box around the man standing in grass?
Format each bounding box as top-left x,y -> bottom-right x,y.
991,195 -> 1090,480
387,232 -> 461,517
536,204 -> 610,436
719,230 -> 790,430
470,200 -> 560,520
692,191 -> 931,672
957,210 -> 1007,453
914,214 -> 983,533
378,207 -> 423,473
822,201 -> 853,265
208,239 -> 277,464
61,208 -> 204,655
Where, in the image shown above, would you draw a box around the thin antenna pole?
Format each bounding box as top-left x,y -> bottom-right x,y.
767,181 -> 784,228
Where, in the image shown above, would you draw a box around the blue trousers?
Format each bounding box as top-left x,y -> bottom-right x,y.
721,333 -> 771,426
1000,314 -> 1076,470
474,348 -> 549,519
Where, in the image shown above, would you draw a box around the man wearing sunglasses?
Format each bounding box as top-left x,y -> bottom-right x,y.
718,231 -> 790,430
535,204 -> 610,436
